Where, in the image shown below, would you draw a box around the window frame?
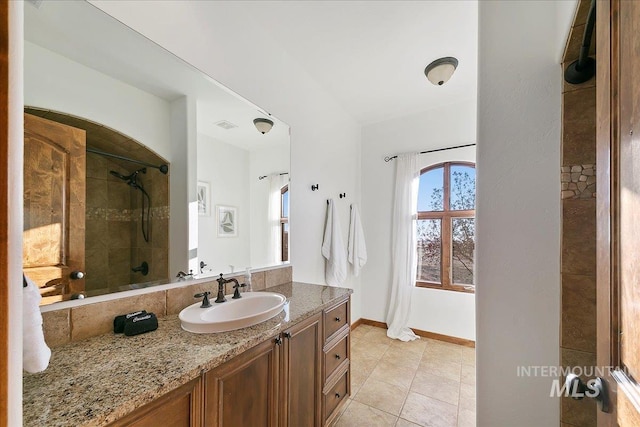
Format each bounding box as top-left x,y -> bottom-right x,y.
280,185 -> 289,262
416,161 -> 475,294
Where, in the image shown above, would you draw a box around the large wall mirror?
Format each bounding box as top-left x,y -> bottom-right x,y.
24,1 -> 291,306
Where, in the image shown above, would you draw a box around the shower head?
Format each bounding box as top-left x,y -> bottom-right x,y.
109,170 -> 130,181
110,168 -> 147,187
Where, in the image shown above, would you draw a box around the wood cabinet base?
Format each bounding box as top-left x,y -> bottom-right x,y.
107,296 -> 352,427
108,377 -> 202,427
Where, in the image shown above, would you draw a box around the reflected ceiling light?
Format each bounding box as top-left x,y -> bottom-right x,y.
253,118 -> 274,134
424,57 -> 458,86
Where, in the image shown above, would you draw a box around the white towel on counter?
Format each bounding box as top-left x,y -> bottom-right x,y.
348,204 -> 367,277
23,274 -> 51,373
322,199 -> 347,286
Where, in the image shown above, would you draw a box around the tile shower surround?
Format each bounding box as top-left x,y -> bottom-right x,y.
559,1 -> 597,425
85,151 -> 170,292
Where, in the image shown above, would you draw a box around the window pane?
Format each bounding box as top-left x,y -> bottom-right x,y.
418,167 -> 444,212
452,218 -> 475,285
450,165 -> 475,211
281,222 -> 289,262
417,219 -> 441,283
282,189 -> 289,218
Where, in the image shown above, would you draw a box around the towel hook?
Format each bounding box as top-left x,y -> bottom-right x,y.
339,193 -> 346,199
311,184 -> 319,191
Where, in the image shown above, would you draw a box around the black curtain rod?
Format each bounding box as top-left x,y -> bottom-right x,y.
384,143 -> 476,162
86,147 -> 169,174
258,172 -> 289,180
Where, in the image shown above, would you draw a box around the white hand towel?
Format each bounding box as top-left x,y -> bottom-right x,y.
322,199 -> 347,286
348,204 -> 367,277
23,275 -> 51,373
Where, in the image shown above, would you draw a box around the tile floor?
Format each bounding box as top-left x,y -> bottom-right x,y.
333,324 -> 476,427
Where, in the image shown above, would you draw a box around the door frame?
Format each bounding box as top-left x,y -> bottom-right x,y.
0,0 -> 10,424
596,0 -> 618,424
1,0 -> 24,424
597,0 -> 640,424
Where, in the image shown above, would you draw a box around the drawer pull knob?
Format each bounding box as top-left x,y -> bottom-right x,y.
283,332 -> 292,339
335,354 -> 341,360
335,317 -> 341,322
275,337 -> 282,346
335,393 -> 341,399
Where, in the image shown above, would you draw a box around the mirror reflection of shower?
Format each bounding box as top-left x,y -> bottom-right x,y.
109,167 -> 151,242
24,108 -> 170,298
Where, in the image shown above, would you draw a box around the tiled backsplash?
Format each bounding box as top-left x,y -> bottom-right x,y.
41,266 -> 292,348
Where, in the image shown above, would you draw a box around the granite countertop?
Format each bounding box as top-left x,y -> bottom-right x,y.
23,282 -> 352,427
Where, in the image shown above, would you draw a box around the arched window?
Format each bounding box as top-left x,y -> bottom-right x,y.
417,162 -> 475,292
281,185 -> 289,262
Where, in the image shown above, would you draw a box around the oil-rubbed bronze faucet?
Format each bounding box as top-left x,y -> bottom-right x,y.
215,273 -> 243,303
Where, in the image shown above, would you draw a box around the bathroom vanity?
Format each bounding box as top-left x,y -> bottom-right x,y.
23,282 -> 351,427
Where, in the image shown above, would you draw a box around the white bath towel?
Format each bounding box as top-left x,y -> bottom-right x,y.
348,204 -> 367,277
322,199 -> 347,286
23,275 -> 51,373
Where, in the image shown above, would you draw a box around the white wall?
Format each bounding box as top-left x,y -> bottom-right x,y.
169,96 -> 197,276
361,102 -> 476,340
249,144 -> 290,268
197,134 -> 251,272
24,41 -> 171,161
8,2 -> 24,424
477,1 -> 563,425
91,1 -> 364,321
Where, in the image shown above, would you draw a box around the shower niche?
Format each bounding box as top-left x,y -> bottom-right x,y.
24,108 -> 170,302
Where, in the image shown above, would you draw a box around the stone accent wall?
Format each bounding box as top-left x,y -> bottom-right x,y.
86,206 -> 170,221
561,164 -> 596,199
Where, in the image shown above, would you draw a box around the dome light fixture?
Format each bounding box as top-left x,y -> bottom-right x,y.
424,57 -> 459,86
253,118 -> 274,134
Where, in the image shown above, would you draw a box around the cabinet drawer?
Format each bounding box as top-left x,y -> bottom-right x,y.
324,334 -> 349,382
323,300 -> 348,342
323,369 -> 349,422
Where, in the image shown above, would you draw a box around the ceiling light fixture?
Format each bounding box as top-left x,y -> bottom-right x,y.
424,57 -> 459,86
253,118 -> 274,134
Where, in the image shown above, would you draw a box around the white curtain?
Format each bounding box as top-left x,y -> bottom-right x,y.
386,153 -> 420,341
267,174 -> 287,264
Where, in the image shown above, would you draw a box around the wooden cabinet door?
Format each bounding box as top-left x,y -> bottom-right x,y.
280,313 -> 322,427
23,113 -> 86,302
108,377 -> 202,427
205,338 -> 280,427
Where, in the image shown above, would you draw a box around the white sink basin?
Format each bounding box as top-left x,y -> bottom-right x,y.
179,292 -> 287,333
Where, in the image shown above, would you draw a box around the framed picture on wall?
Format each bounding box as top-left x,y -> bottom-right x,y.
197,181 -> 211,216
216,205 -> 238,237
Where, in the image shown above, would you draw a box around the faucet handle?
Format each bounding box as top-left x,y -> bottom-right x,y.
194,291 -> 212,308
177,270 -> 194,280
232,283 -> 246,299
